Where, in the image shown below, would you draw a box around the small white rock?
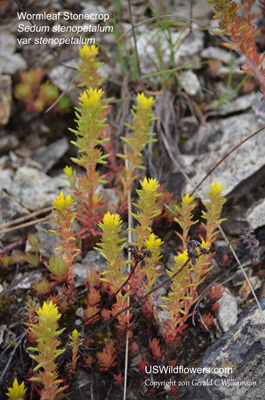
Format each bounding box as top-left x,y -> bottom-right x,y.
217,289 -> 238,332
11,166 -> 59,211
246,199 -> 265,230
180,70 -> 201,96
13,272 -> 42,290
201,46 -> 232,65
157,309 -> 171,335
0,32 -> 17,55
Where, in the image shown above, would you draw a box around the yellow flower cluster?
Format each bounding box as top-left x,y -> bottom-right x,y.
53,191 -> 73,210
136,92 -> 155,110
210,181 -> 224,195
103,211 -> 121,228
140,177 -> 159,193
36,300 -> 61,321
145,233 -> 163,250
182,192 -> 194,205
69,328 -> 83,348
80,88 -> 104,108
71,329 -> 80,339
200,240 -> 210,251
79,44 -> 99,59
64,165 -> 74,178
6,378 -> 26,400
174,250 -> 189,266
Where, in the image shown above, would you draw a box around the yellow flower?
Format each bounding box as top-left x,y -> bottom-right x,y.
210,181 -> 224,195
145,233 -> 163,250
174,250 -> 189,266
103,211 -> 121,228
53,191 -> 73,210
37,301 -> 60,321
182,192 -> 194,205
136,92 -> 155,110
200,240 -> 210,251
6,378 -> 26,399
71,329 -> 80,339
140,177 -> 159,193
79,44 -> 99,58
64,165 -> 74,178
80,88 -> 104,108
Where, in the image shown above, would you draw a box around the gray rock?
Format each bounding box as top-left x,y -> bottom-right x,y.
53,172 -> 70,190
0,32 -> 16,55
180,70 -> 201,96
32,138 -> 69,172
134,29 -> 167,76
207,92 -> 256,117
179,116 -> 199,142
11,166 -> 59,211
201,46 -> 232,64
178,298 -> 265,400
151,270 -> 170,307
95,187 -> 120,214
75,307 -> 85,318
12,271 -> 42,290
48,59 -> 77,91
0,191 -> 29,243
233,267 -> 253,287
0,53 -> 27,75
184,112 -> 264,200
0,169 -> 14,193
73,250 -> 106,287
36,218 -> 60,259
148,0 -> 210,20
0,155 -> 9,168
0,75 -> 12,125
252,92 -> 265,126
217,64 -> 245,79
188,0 -> 215,19
135,28 -> 203,77
173,29 -> 204,66
0,134 -> 19,154
7,150 -> 42,170
222,205 -> 249,236
156,309 -> 171,335
48,60 -> 79,104
246,199 -> 265,230
15,146 -> 32,159
0,325 -> 16,349
81,3 -> 106,21
217,289 -> 238,332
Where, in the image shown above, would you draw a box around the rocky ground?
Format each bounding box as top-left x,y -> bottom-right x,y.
0,0 -> 265,399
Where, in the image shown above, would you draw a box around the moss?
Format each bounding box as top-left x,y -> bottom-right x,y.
0,293 -> 15,324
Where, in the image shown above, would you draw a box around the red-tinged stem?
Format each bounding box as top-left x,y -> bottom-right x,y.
85,257 -> 141,324
88,164 -> 94,217
86,255 -> 193,340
